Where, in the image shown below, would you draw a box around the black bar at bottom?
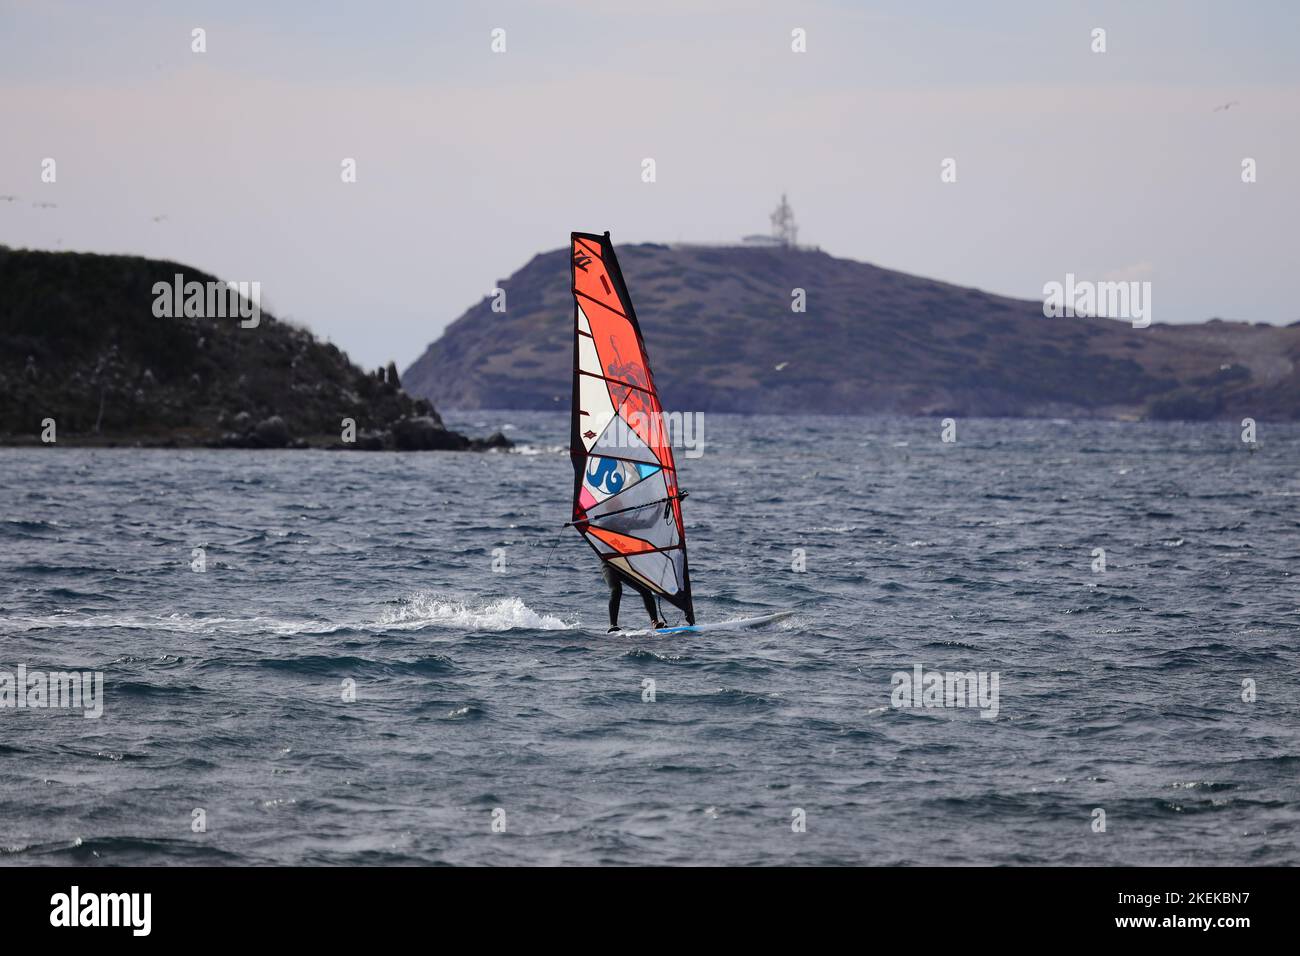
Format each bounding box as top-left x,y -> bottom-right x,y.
0,866 -> 1286,942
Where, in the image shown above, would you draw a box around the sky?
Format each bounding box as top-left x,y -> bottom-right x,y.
1,0 -> 1297,370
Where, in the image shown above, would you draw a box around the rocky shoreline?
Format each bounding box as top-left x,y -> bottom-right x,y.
0,415 -> 511,451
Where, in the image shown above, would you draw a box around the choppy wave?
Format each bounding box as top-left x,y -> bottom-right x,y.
375,593 -> 573,632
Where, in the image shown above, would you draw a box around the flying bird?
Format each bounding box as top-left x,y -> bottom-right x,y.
33,201 -> 57,209
1213,101 -> 1240,112
0,195 -> 17,202
151,214 -> 168,223
774,362 -> 789,371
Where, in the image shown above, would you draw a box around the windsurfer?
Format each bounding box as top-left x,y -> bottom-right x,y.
602,562 -> 665,632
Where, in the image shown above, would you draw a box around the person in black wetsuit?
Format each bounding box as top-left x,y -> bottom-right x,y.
602,562 -> 665,632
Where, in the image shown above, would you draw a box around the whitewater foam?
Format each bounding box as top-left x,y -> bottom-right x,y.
0,610 -> 337,637
4,596 -> 573,637
375,593 -> 573,632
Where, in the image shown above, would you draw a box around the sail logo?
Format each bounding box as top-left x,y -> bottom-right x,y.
890,664 -> 999,719
605,344 -> 646,390
49,886 -> 151,936
606,340 -> 653,424
0,665 -> 104,718
151,273 -> 261,328
587,457 -> 625,495
1042,273 -> 1151,328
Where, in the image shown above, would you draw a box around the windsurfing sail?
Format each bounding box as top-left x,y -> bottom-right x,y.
569,231 -> 695,625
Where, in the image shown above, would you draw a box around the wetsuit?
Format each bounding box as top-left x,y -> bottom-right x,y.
602,562 -> 660,628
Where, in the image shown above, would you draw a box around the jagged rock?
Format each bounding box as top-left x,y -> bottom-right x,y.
390,415 -> 438,450
473,430 -> 512,450
391,415 -> 467,450
355,429 -> 385,451
251,415 -> 290,448
411,398 -> 443,427
386,361 -> 401,390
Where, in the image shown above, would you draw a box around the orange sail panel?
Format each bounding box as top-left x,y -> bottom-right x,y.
570,231 -> 694,624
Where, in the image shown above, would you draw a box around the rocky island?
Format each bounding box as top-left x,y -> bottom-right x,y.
404,242 -> 1300,421
0,246 -> 509,451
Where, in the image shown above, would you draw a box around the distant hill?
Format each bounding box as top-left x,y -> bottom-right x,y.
403,243 -> 1300,420
0,246 -> 506,450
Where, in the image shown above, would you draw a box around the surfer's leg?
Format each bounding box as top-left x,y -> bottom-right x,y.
601,562 -> 622,627
608,577 -> 622,627
639,589 -> 661,626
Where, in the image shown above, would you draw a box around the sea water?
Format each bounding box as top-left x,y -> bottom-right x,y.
1,413 -> 1297,864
